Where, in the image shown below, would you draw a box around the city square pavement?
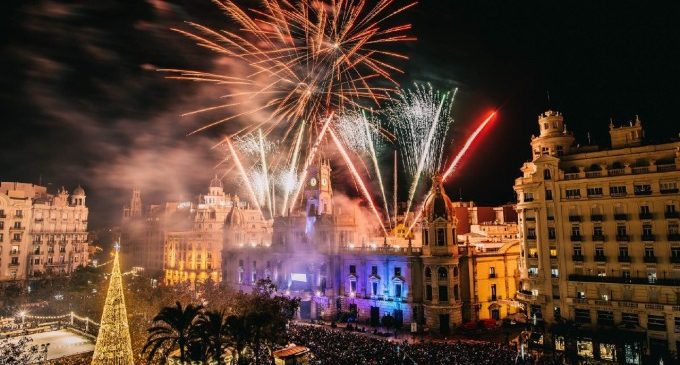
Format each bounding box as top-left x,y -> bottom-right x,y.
8,329 -> 94,362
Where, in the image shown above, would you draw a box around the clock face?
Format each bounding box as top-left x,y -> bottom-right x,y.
321,177 -> 327,186
310,177 -> 317,186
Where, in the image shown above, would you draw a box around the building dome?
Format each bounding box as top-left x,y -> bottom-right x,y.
423,174 -> 454,221
209,175 -> 223,189
72,185 -> 85,196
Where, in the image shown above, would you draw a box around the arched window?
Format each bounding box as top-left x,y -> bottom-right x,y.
425,267 -> 432,278
543,169 -> 551,180
453,284 -> 459,301
453,266 -> 459,277
438,267 -> 448,279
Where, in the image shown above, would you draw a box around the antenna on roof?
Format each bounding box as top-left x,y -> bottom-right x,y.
587,132 -> 591,145
546,90 -> 551,107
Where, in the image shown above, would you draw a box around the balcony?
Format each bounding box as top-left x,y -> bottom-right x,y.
10,250 -> 20,255
670,256 -> 680,263
594,255 -> 607,262
641,234 -> 655,242
547,216 -> 554,221
657,164 -> 677,172
643,256 -> 657,263
592,234 -> 606,242
569,215 -> 582,222
526,235 -> 537,241
590,214 -> 604,222
633,190 -> 652,196
489,273 -> 497,278
668,233 -> 680,241
516,290 -> 536,302
618,255 -> 631,263
572,254 -> 585,261
616,234 -> 630,242
10,226 -> 25,232
614,213 -> 628,220
488,295 -> 500,302
570,235 -> 583,242
0,213 -> 6,218
525,217 -> 536,221
568,274 -> 680,286
665,211 -> 680,219
639,212 -> 653,220
661,188 -> 679,194
8,262 -> 20,267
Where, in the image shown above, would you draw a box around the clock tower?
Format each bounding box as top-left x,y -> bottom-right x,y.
304,159 -> 333,217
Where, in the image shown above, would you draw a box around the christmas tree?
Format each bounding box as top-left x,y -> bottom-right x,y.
91,245 -> 134,365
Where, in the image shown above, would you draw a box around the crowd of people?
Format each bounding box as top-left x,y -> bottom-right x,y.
287,324 -> 522,365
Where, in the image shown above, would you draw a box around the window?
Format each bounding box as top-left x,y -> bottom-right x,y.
528,267 -> 538,276
671,247 -> 680,258
619,246 -> 629,257
453,284 -> 459,301
453,266 -> 458,277
675,317 -> 680,333
524,192 -> 534,202
425,267 -> 432,278
566,189 -> 581,199
550,248 -> 557,257
423,231 -> 429,246
622,312 -> 639,326
571,225 -> 581,237
545,189 -> 553,200
551,268 -> 559,278
640,205 -> 650,214
544,169 -> 552,180
372,282 -> 379,296
541,147 -> 549,156
394,267 -> 402,277
610,185 -> 627,196
575,308 -> 590,323
426,285 -> 432,300
394,283 -> 402,298
438,267 -> 448,279
556,145 -> 564,156
13,233 -> 21,241
645,247 -> 654,257
616,225 -> 627,236
573,246 -> 582,256
349,279 -> 357,293
548,227 -> 556,239
670,223 -> 679,235
587,187 -> 603,197
667,204 -> 677,213
436,229 -> 446,246
633,184 -> 652,195
15,210 -> 22,217
643,224 -> 653,236
595,247 -> 604,257
527,228 -> 536,239
647,314 -> 666,331
647,269 -> 657,284
371,266 -> 378,276
597,311 -> 614,326
438,285 -> 448,301
660,181 -> 678,193
349,265 -> 356,274
489,267 -> 496,278
593,225 -> 603,236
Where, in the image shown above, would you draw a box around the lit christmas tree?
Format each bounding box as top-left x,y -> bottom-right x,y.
91,244 -> 134,365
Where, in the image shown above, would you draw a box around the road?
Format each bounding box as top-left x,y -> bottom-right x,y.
8,329 -> 94,362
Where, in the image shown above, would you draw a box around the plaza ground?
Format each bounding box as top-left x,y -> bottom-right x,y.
8,329 -> 94,362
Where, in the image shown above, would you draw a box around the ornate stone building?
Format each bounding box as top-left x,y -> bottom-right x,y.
515,110 -> 680,363
0,182 -> 89,284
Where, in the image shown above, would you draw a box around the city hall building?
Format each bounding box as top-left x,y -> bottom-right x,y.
515,110 -> 680,363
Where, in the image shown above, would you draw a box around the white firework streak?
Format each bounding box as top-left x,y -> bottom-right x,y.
280,121 -> 305,216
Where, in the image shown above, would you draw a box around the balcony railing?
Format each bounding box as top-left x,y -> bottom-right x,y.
8,262 -> 20,267
665,211 -> 680,219
608,168 -> 625,176
668,233 -> 680,241
489,273 -> 497,278
661,188 -> 679,194
594,255 -> 607,262
592,234 -> 606,242
568,274 -> 680,286
633,190 -> 652,196
590,214 -> 604,221
614,213 -> 628,220
657,164 -> 677,172
670,256 -> 680,263
632,166 -> 650,174
641,234 -> 655,242
618,255 -> 631,263
569,215 -> 582,222
643,256 -> 657,263
639,212 -> 653,220
616,234 -> 630,241
572,254 -> 585,261
570,235 -> 583,242
585,171 -> 602,178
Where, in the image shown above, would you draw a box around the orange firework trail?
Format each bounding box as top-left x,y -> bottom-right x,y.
165,0 -> 416,136
226,138 -> 264,219
407,110 -> 497,232
330,129 -> 387,235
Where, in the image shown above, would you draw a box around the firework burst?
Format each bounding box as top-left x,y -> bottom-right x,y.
165,0 -> 416,136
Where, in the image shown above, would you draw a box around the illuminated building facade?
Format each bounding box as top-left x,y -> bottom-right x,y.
515,110 -> 680,362
0,182 -> 89,284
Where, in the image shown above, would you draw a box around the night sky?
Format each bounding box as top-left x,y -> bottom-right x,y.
2,1 -> 679,228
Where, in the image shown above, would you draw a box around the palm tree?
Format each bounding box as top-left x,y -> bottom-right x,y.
224,315 -> 249,365
143,301 -> 203,363
193,310 -> 230,363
